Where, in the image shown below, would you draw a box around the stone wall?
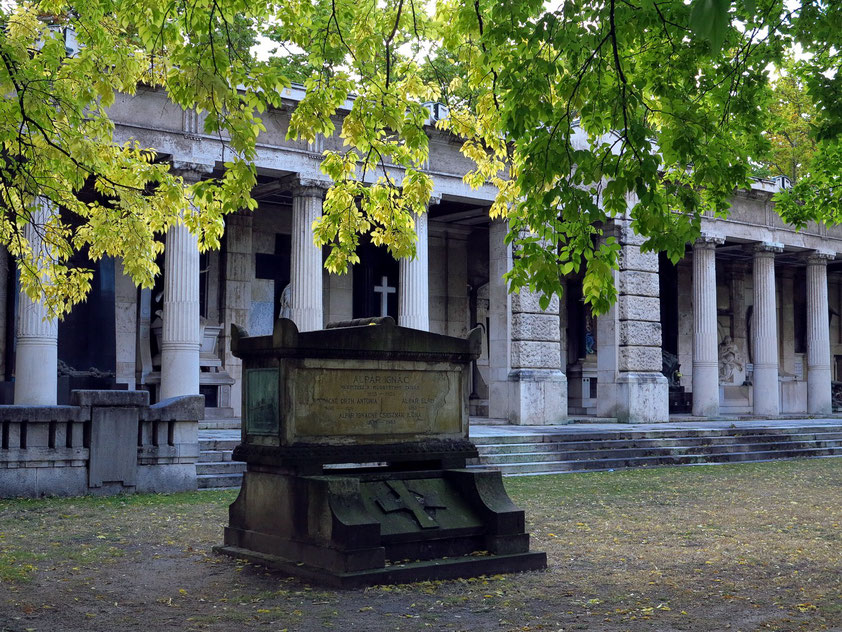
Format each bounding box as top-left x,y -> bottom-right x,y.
0,390 -> 202,498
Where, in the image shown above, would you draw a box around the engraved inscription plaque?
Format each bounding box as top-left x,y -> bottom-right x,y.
246,368 -> 280,435
291,368 -> 460,439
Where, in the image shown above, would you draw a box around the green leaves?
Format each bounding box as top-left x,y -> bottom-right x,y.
689,0 -> 732,52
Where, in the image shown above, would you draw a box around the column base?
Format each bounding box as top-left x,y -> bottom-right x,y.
807,366 -> 833,416
692,364 -> 720,418
14,338 -> 57,405
752,366 -> 780,417
507,369 -> 567,425
599,372 -> 669,423
160,344 -> 201,400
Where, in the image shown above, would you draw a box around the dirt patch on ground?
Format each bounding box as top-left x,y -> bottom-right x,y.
2,459 -> 842,631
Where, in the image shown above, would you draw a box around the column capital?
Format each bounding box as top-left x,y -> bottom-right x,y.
694,233 -> 725,249
807,249 -> 835,265
291,176 -> 331,198
171,161 -> 214,183
753,241 -> 784,257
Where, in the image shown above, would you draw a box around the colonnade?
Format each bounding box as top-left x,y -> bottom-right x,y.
691,235 -> 834,417
12,172 -> 433,404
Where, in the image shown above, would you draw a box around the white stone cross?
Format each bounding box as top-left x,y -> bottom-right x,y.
373,275 -> 396,317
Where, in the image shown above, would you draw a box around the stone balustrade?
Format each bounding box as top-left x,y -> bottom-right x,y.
0,390 -> 202,498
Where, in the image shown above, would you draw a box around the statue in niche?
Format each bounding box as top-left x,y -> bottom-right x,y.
718,335 -> 745,384
279,284 -> 292,320
584,309 -> 596,355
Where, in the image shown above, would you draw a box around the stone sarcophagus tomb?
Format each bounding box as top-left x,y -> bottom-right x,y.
215,316 -> 546,586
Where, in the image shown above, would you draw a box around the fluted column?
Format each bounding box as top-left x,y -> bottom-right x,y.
15,198 -> 58,405
752,242 -> 783,416
160,164 -> 209,401
290,179 -> 327,332
692,234 -> 724,417
806,250 -> 835,415
399,203 -> 433,331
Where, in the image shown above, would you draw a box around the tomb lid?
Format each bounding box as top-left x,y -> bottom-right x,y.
231,316 -> 482,363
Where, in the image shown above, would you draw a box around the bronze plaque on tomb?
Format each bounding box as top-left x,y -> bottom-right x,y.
288,367 -> 462,441
246,368 -> 280,435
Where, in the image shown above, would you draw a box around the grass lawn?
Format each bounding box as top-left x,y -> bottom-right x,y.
2,459 -> 842,631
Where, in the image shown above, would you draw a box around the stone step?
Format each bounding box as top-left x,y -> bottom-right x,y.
199,438 -> 240,452
472,446 -> 842,475
470,426 -> 842,445
199,449 -> 235,463
475,432 -> 842,454
196,461 -> 246,476
476,439 -> 842,465
197,472 -> 243,489
202,408 -> 236,420
199,419 -> 241,430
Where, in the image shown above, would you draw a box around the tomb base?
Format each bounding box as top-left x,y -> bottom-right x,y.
214,467 -> 547,588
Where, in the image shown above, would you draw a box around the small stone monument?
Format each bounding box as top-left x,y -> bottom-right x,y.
214,316 -> 546,587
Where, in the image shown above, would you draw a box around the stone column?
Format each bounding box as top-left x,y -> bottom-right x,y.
752,242 -> 783,416
399,210 -> 430,331
596,218 -> 668,422
221,211 -> 254,417
290,179 -> 327,332
14,198 -> 58,405
806,250 -> 834,415
692,234 -> 724,417
160,164 -> 209,401
487,219 -> 511,419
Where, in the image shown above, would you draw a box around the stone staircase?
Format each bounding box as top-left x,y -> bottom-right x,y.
196,423 -> 842,488
469,424 -> 842,475
197,430 -> 244,489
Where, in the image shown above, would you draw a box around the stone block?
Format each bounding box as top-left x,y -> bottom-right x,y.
618,270 -> 660,297
511,313 -> 561,342
148,395 -> 205,421
617,295 -> 662,322
71,390 -> 149,407
618,321 -> 662,347
508,370 -> 567,425
616,221 -> 647,246
615,373 -> 669,423
510,341 -> 561,369
618,346 -> 663,372
618,245 -> 659,272
136,464 -> 197,493
226,254 -> 254,282
251,278 -> 274,303
88,406 -> 138,489
511,291 -> 560,314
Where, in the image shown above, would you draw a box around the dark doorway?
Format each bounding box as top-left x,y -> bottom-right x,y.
353,240 -> 399,319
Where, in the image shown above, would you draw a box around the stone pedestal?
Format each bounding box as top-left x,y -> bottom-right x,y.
290,180 -> 327,332
806,250 -> 834,415
692,235 -> 723,417
596,220 -> 668,422
15,198 -> 58,405
215,318 -> 546,586
752,242 -> 783,416
399,211 -> 430,330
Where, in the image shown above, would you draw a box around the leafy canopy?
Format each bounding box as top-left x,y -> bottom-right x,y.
1,0 -> 841,316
